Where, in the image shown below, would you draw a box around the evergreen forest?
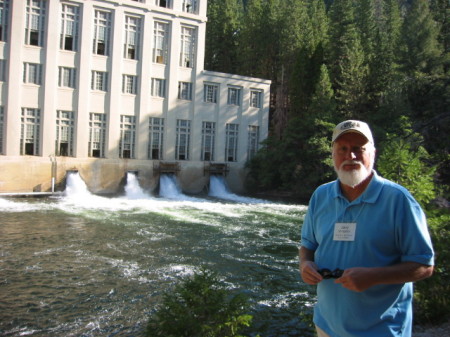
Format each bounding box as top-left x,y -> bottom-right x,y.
205,0 -> 450,325
205,0 -> 449,203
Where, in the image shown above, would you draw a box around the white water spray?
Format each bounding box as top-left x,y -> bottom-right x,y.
159,174 -> 186,199
65,172 -> 91,197
209,175 -> 268,204
125,172 -> 150,199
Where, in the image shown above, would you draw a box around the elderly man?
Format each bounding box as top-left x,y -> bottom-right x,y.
299,120 -> 434,337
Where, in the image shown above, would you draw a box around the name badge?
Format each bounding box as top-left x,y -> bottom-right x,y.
333,222 -> 357,241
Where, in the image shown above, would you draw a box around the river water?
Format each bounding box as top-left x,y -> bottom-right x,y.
0,174 -> 314,337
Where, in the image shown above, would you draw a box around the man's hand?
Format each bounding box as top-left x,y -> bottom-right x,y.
300,260 -> 323,285
334,267 -> 374,292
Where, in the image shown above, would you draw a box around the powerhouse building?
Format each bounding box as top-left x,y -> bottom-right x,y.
0,0 -> 270,194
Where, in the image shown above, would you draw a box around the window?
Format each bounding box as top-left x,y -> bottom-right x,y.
20,108 -> 41,156
23,63 -> 42,85
91,71 -> 108,91
119,115 -> 136,159
227,87 -> 241,106
25,0 -> 46,46
247,125 -> 259,160
93,10 -> 111,56
148,117 -> 164,160
124,15 -> 141,60
178,81 -> 192,100
182,0 -> 197,13
122,74 -> 137,94
0,59 -> 6,81
250,90 -> 262,108
0,106 -> 4,154
155,0 -> 171,8
204,83 -> 218,103
0,0 -> 10,42
60,3 -> 80,51
176,119 -> 190,160
151,78 -> 166,98
225,123 -> 238,162
56,110 -> 75,156
201,122 -> 215,161
153,21 -> 169,64
58,67 -> 77,88
89,113 -> 107,158
180,26 -> 195,68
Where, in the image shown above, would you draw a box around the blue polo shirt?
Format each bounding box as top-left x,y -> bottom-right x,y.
301,171 -> 434,337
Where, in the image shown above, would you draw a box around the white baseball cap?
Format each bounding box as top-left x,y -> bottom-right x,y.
332,120 -> 374,144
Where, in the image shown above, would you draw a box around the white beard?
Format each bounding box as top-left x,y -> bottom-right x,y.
335,160 -> 372,188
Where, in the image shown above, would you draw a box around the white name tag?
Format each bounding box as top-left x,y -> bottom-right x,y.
333,222 -> 357,241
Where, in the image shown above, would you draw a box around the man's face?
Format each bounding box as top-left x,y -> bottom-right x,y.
332,133 -> 375,188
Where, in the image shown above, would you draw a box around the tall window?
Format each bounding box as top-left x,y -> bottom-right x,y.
119,115 -> 136,159
25,0 -> 46,46
58,67 -> 77,88
180,26 -> 195,68
60,3 -> 79,51
91,71 -> 108,91
89,113 -> 107,158
124,15 -> 141,60
0,59 -> 6,82
0,106 -> 4,155
23,63 -> 42,85
20,108 -> 41,156
0,0 -> 10,42
182,0 -> 197,13
122,74 -> 137,94
247,125 -> 259,160
250,89 -> 262,108
56,110 -> 75,156
148,117 -> 164,160
176,119 -> 190,160
204,83 -> 218,103
201,122 -> 215,161
151,78 -> 166,98
225,123 -> 239,162
178,81 -> 192,100
153,21 -> 168,64
93,10 -> 111,56
227,86 -> 241,106
155,0 -> 171,8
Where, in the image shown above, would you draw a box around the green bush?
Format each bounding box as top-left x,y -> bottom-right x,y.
146,268 -> 253,337
414,210 -> 450,324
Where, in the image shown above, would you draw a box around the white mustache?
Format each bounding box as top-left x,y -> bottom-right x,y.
340,160 -> 362,169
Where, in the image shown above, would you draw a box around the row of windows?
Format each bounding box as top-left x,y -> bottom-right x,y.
3,108 -> 260,162
0,1 -> 198,68
17,60 -> 263,107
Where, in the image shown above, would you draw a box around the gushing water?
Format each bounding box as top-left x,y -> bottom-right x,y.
159,174 -> 185,199
65,172 -> 91,197
125,172 -> 150,199
209,175 -> 268,203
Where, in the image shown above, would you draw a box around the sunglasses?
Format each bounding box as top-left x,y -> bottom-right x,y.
318,268 -> 344,279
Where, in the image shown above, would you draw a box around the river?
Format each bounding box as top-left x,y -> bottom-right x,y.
0,174 -> 314,336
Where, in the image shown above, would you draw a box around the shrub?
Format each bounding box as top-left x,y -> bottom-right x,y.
414,210 -> 450,324
146,268 -> 253,337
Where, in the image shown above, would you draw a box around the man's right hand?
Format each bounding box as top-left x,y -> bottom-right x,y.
300,260 -> 323,285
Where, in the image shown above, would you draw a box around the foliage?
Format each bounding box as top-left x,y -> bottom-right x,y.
414,209 -> 450,324
146,268 -> 253,337
376,137 -> 436,208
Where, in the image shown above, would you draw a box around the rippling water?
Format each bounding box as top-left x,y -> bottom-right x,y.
0,186 -> 314,336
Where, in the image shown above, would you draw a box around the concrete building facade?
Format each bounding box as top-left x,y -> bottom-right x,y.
0,0 -> 270,194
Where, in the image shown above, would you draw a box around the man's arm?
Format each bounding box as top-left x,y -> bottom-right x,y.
335,262 -> 434,292
299,246 -> 323,285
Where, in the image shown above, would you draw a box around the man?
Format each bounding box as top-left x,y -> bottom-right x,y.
299,120 -> 434,337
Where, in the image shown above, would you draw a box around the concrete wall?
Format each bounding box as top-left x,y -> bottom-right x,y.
0,156 -> 246,195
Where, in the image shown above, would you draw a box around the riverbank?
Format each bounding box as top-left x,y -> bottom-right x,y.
414,320 -> 450,336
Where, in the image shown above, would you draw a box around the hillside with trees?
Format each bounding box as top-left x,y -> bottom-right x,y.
206,0 -> 449,202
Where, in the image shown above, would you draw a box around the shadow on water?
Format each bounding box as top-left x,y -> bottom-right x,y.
0,174 -> 314,337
